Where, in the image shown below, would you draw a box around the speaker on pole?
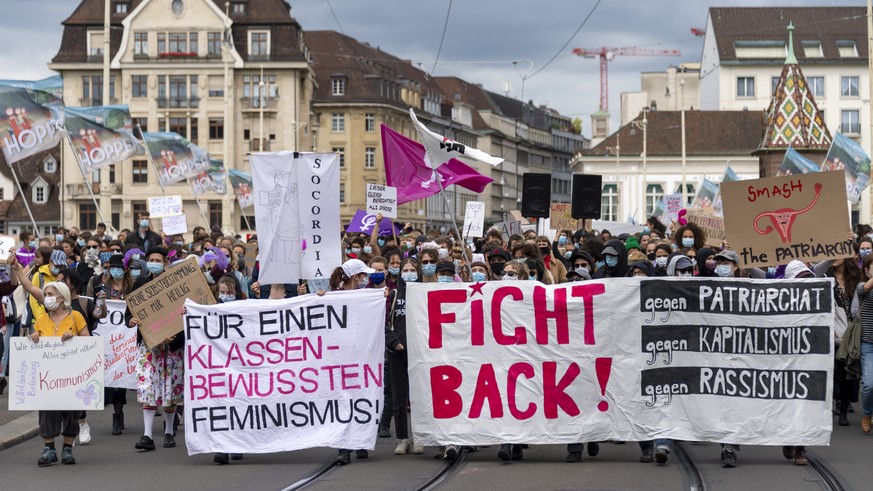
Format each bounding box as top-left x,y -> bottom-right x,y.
521,173 -> 551,218
571,174 -> 602,219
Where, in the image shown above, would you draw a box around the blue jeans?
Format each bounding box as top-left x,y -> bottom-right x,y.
640,439 -> 672,452
860,342 -> 873,416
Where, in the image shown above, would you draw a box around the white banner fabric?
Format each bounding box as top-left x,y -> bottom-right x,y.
94,300 -> 138,389
251,152 -> 341,285
8,337 -> 105,410
183,289 -> 386,455
406,278 -> 834,446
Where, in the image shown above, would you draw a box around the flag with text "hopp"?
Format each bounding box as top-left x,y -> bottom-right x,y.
65,105 -> 143,173
381,124 -> 494,205
0,76 -> 65,165
228,169 -> 253,209
409,108 -> 504,168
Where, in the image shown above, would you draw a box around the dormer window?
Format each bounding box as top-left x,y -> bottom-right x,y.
837,40 -> 858,58
43,156 -> 57,173
248,30 -> 270,58
114,2 -> 129,13
88,30 -> 105,57
802,40 -> 822,58
232,2 -> 247,14
331,78 -> 345,96
32,178 -> 48,204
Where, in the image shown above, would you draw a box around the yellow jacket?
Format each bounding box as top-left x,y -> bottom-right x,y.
28,264 -> 57,323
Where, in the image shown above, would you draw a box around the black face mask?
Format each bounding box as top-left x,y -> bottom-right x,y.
647,252 -> 656,261
539,246 -> 550,257
490,262 -> 505,276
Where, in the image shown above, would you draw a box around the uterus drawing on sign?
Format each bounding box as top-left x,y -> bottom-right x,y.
261,170 -> 305,264
753,183 -> 823,244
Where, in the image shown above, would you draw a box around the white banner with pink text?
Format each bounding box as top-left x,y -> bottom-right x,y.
182,289 -> 386,455
406,278 -> 835,447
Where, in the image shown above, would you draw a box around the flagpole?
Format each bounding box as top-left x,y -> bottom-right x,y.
136,125 -> 166,195
239,202 -> 253,232
6,162 -> 40,237
64,134 -> 111,228
434,173 -> 473,278
187,177 -> 212,227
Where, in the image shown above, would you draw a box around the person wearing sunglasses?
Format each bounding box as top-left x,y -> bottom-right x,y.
76,238 -> 104,295
418,249 -> 440,283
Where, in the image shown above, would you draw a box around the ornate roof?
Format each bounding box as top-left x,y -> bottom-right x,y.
758,23 -> 832,152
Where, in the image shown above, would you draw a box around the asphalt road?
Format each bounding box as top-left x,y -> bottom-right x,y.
1,394 -> 866,491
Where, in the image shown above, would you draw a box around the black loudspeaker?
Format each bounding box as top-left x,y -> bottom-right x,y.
572,174 -> 602,219
521,173 -> 551,218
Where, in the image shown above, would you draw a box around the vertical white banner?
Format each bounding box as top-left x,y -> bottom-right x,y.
94,300 -> 138,389
297,153 -> 341,280
463,201 -> 485,238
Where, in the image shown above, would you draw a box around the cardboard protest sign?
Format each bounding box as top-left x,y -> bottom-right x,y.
721,171 -> 851,268
686,212 -> 725,248
494,220 -> 522,243
549,203 -> 580,232
162,214 -> 188,236
126,256 -> 215,348
662,194 -> 683,222
183,289 -> 386,455
365,184 -> 397,218
94,300 -> 138,389
148,195 -> 183,218
406,278 -> 834,446
8,337 -> 104,410
463,201 -> 485,238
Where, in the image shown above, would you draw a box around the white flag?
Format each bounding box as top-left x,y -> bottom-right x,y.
410,108 -> 504,168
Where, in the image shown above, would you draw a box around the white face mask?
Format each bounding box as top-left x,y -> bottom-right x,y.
655,256 -> 668,268
438,247 -> 449,259
44,295 -> 59,311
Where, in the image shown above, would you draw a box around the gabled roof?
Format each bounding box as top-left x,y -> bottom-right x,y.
2,148 -> 61,223
432,77 -> 495,131
584,111 -> 763,158
708,7 -> 867,63
758,25 -> 832,152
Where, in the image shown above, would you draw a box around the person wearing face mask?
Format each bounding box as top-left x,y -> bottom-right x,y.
534,236 -> 567,284
857,238 -> 873,267
126,246 -> 184,452
568,251 -> 595,279
486,249 -> 511,280
211,274 -> 245,465
16,229 -> 37,268
652,244 -> 673,276
666,254 -> 696,278
593,240 -> 628,279
500,260 -> 529,282
435,261 -> 457,283
366,256 -> 396,290
712,250 -> 741,278
469,262 -> 491,283
29,282 -> 91,466
418,249 -> 440,283
384,251 -> 403,282
28,249 -> 67,325
76,238 -> 103,295
628,260 -> 655,278
124,212 -> 162,252
366,256 -> 396,439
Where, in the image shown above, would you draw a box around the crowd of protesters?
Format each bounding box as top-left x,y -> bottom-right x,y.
0,212 -> 866,469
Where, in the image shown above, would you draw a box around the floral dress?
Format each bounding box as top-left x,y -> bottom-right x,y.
136,342 -> 184,407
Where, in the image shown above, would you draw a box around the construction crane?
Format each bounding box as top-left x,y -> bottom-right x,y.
571,47 -> 681,113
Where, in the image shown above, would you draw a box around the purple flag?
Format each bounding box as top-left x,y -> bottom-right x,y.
381,124 -> 493,205
346,209 -> 403,235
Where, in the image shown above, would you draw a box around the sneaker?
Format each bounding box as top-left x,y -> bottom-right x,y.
794,447 -> 809,466
335,450 -> 351,465
214,453 -> 229,465
61,447 -> 76,465
721,448 -> 737,468
410,444 -> 425,454
37,446 -> 58,466
378,427 -> 391,438
394,439 -> 410,455
444,444 -> 459,461
654,446 -> 669,464
587,442 -> 600,457
78,422 -> 91,445
640,450 -> 654,463
355,449 -> 369,459
566,452 -> 582,463
163,434 -> 176,448
781,446 -> 795,460
135,435 -> 156,451
497,444 -> 511,461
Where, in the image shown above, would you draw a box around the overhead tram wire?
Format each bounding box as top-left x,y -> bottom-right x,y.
525,0 -> 603,81
325,0 -> 345,35
428,0 -> 454,76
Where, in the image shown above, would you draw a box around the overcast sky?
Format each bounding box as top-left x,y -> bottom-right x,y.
0,0 -> 847,136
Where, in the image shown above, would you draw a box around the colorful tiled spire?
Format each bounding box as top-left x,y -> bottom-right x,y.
758,22 -> 832,151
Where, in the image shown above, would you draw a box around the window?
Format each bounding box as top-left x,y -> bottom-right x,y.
601,184 -> 618,222
365,113 -> 375,132
837,40 -> 858,58
43,157 -> 57,173
645,184 -> 663,216
114,2 -> 129,14
79,204 -> 97,230
364,147 -> 376,169
169,117 -> 186,136
331,113 -> 345,132
189,75 -> 198,101
169,75 -> 187,102
109,165 -> 116,184
33,182 -> 48,204
189,32 -> 199,56
134,32 -> 148,55
132,75 -> 147,97
132,160 -> 148,183
802,41 -> 822,58
243,129 -> 250,140
208,32 -> 222,56
333,147 -> 345,168
339,183 -> 345,203
208,75 -> 224,97
81,75 -> 115,103
133,117 -> 148,132
242,74 -> 277,105
240,215 -> 254,230
209,118 -> 224,140
88,30 -> 105,57
677,184 -> 695,205
808,76 -> 824,97
190,117 -> 198,144
209,202 -> 223,228
168,33 -> 187,53
841,76 -> 859,97
157,33 -> 166,54
249,31 -> 269,57
736,77 -> 755,98
841,109 -> 861,134
331,78 -> 345,96
771,76 -> 780,96
232,2 -> 246,14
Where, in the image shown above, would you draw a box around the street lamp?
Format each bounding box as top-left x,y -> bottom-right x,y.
259,65 -> 265,152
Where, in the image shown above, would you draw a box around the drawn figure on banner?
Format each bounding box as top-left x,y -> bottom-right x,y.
754,182 -> 823,243
262,170 -> 304,264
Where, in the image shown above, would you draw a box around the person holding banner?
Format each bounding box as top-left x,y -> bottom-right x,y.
30,281 -> 90,466
593,240 -> 628,279
212,274 -> 245,466
127,246 -> 184,452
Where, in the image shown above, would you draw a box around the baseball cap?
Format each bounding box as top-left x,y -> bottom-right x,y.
342,259 -> 375,277
713,250 -> 740,264
436,261 -> 456,274
50,250 -> 68,266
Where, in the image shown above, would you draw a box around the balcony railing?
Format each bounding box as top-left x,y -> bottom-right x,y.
79,98 -> 119,107
157,97 -> 201,109
240,97 -> 279,110
249,139 -> 270,152
66,183 -> 123,197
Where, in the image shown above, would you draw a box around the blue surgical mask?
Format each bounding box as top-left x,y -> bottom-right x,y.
218,294 -> 235,303
642,226 -> 650,234
401,272 -> 418,283
472,272 -> 487,282
28,240 -> 37,248
715,264 -> 733,277
146,262 -> 164,274
605,256 -> 618,268
130,268 -> 142,279
345,248 -> 351,254
370,272 -> 386,284
109,267 -> 124,279
595,260 -> 605,270
363,246 -> 373,254
681,237 -> 694,248
76,239 -> 85,247
422,263 -> 437,276
139,219 -> 149,228
564,251 -> 572,259
861,248 -> 872,258
55,234 -> 64,243
767,266 -> 777,276
529,275 -> 537,281
387,267 -> 400,276
558,236 -> 567,245
377,239 -> 386,248
437,276 -> 453,284
50,266 -> 61,276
